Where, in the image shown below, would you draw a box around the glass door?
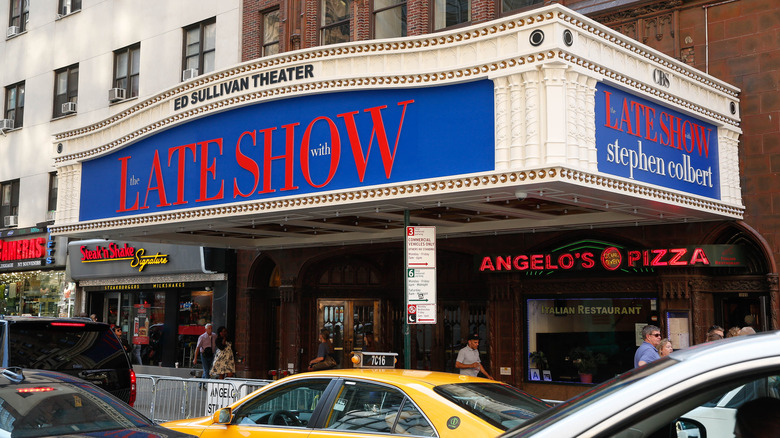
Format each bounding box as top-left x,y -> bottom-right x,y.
317,299 -> 380,368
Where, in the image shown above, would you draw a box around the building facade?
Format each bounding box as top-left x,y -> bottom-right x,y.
47,0 -> 770,402
1,0 -> 241,361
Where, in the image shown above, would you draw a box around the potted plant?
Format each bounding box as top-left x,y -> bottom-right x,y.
569,347 -> 606,383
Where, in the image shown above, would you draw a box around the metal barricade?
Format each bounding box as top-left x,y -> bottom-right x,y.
135,374 -> 272,423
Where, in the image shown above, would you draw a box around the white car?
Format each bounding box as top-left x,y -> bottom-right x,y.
502,331 -> 780,438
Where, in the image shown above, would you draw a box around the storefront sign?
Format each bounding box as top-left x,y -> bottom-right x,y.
478,244 -> 745,273
79,80 -> 495,221
79,242 -> 169,272
595,82 -> 720,199
133,303 -> 150,345
68,240 -> 219,279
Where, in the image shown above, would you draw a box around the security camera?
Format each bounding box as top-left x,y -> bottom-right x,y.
515,190 -> 528,201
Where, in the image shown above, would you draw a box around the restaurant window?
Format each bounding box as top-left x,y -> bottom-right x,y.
526,296 -> 656,384
261,9 -> 280,57
500,0 -> 542,15
183,18 -> 216,79
321,0 -> 351,45
373,0 -> 406,39
5,82 -> 24,128
434,0 -> 469,30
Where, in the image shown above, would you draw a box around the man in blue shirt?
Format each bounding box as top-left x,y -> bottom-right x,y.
634,325 -> 661,368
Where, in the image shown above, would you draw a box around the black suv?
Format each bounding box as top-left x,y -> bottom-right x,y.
0,316 -> 136,405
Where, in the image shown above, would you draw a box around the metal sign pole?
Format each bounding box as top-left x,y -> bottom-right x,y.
403,209 -> 411,369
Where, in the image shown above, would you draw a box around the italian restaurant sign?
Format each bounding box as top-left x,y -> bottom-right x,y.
478,243 -> 745,274
595,82 -> 720,200
79,80 -> 495,221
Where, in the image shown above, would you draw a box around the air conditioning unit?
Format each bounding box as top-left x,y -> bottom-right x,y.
62,101 -> 78,114
3,215 -> 18,228
0,119 -> 13,130
108,88 -> 127,102
6,26 -> 20,38
46,210 -> 57,222
182,68 -> 199,81
61,4 -> 71,16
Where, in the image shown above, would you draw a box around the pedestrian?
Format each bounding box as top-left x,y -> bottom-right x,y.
634,325 -> 661,368
210,326 -> 236,379
738,326 -> 756,336
726,327 -> 741,338
658,338 -> 673,358
455,333 -> 492,379
193,323 -> 217,385
113,326 -> 131,361
308,329 -> 337,371
707,325 -> 724,339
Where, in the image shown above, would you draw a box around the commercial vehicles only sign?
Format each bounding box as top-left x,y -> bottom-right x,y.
406,226 -> 436,324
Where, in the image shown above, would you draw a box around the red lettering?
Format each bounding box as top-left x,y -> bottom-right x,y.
530,254 -> 544,270
558,253 -> 574,269
479,257 -> 495,271
580,252 -> 595,269
620,98 -> 635,136
143,150 -> 169,209
693,125 -> 711,158
513,255 -> 528,270
168,143 -> 196,205
689,248 -> 710,265
627,250 -> 641,267
339,100 -> 413,181
651,249 -> 668,266
493,256 -> 510,270
300,117 -> 341,188
196,139 -> 225,202
668,248 -> 688,266
116,156 -> 139,213
233,131 -> 260,198
603,91 -> 620,130
545,254 -> 559,270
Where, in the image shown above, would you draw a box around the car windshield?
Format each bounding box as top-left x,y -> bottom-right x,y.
433,382 -> 551,431
0,375 -> 151,436
505,357 -> 677,435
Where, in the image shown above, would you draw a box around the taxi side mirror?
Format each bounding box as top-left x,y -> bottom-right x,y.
215,407 -> 232,424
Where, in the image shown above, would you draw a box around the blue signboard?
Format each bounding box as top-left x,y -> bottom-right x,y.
595,82 -> 720,199
79,80 -> 496,221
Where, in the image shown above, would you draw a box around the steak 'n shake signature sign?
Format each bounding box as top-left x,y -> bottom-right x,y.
79,80 -> 495,221
595,82 -> 720,200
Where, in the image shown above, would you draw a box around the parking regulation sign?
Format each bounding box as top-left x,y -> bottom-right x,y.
406,227 -> 437,324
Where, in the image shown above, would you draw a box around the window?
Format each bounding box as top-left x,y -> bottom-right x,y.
501,0 -> 542,15
48,172 -> 58,214
113,44 -> 140,98
321,0 -> 351,45
373,0 -> 406,39
434,0 -> 469,30
324,381 -> 412,434
53,65 -> 79,118
4,82 -> 24,128
233,379 -> 331,426
58,0 -> 81,16
1,180 -> 20,226
183,19 -> 216,78
526,296 -> 656,384
261,9 -> 280,57
8,0 -> 29,33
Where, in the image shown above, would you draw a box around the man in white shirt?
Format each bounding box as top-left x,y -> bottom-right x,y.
455,333 -> 492,379
193,323 -> 217,386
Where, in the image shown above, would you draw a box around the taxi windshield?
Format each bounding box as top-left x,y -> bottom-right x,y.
433,382 -> 551,431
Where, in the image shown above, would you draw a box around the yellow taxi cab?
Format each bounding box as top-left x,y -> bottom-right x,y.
163,352 -> 551,437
